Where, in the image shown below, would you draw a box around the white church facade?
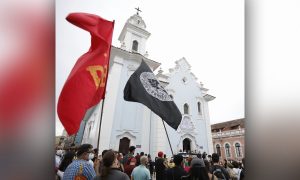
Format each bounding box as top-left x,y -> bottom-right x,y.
80,13 -> 215,158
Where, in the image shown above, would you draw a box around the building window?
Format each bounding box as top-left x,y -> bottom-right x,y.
197,102 -> 202,114
184,103 -> 189,114
216,144 -> 221,156
235,143 -> 242,157
225,143 -> 231,157
132,40 -> 138,52
170,95 -> 173,99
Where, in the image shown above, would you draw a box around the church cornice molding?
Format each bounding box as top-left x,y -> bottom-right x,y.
118,22 -> 151,41
111,46 -> 161,71
203,94 -> 216,101
127,24 -> 151,37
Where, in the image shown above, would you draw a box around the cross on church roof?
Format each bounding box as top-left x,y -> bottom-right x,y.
135,7 -> 142,15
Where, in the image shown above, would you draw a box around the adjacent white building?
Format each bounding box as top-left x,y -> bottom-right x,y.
80,13 -> 215,158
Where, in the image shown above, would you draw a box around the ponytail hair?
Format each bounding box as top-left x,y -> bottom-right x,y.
100,150 -> 117,179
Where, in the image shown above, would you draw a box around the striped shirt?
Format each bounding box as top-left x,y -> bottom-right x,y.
63,159 -> 96,180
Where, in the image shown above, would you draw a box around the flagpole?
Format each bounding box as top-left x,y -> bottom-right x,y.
97,98 -> 105,149
96,17 -> 115,149
162,120 -> 174,156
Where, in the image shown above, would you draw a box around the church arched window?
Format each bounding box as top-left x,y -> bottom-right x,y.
184,103 -> 189,114
235,143 -> 242,157
216,144 -> 221,156
132,40 -> 138,52
225,143 -> 231,157
197,102 -> 202,114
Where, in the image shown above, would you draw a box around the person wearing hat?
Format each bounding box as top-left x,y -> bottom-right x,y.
165,154 -> 187,180
122,146 -> 136,165
181,158 -> 210,180
155,151 -> 167,180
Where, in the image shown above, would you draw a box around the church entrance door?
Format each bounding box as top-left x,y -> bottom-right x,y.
118,137 -> 130,155
183,138 -> 191,153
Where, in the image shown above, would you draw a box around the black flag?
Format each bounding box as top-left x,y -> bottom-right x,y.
124,60 -> 182,130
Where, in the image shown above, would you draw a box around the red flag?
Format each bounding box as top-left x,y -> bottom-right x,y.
57,13 -> 114,135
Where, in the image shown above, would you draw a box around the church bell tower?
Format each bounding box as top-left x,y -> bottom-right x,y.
118,8 -> 150,56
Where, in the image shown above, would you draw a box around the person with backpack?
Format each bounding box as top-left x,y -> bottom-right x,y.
124,158 -> 137,178
204,159 -> 217,180
63,144 -> 96,180
210,153 -> 230,180
122,146 -> 136,165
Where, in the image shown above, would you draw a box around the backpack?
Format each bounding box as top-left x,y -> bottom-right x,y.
74,164 -> 87,180
212,168 -> 226,180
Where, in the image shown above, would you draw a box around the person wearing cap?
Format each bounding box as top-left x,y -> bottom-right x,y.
155,151 -> 167,180
165,154 -> 187,180
181,158 -> 210,180
122,146 -> 136,165
63,144 -> 96,180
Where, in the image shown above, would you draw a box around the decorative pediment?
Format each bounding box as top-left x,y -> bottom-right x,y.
178,115 -> 195,133
175,57 -> 192,71
127,64 -> 136,71
116,131 -> 136,140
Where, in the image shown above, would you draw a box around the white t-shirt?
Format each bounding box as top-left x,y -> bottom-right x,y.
88,159 -> 94,167
232,168 -> 242,180
57,170 -> 64,179
55,155 -> 61,168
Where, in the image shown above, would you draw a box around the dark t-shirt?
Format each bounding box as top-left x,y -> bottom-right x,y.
166,166 -> 188,180
240,169 -> 245,180
135,155 -> 141,166
93,169 -> 129,180
148,160 -> 154,174
155,158 -> 166,180
124,165 -> 135,178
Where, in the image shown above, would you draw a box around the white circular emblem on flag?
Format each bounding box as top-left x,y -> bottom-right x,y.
140,72 -> 172,101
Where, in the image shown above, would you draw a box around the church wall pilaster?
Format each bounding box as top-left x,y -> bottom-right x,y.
97,56 -> 124,152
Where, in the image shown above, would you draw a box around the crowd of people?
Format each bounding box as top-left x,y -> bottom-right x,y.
55,144 -> 245,180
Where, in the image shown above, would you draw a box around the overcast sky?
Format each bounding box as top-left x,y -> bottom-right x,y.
56,0 -> 244,136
